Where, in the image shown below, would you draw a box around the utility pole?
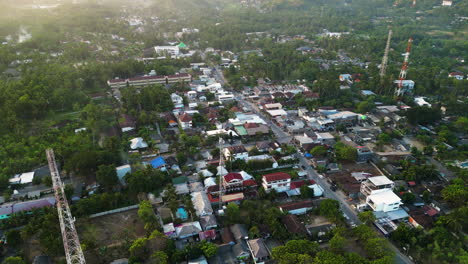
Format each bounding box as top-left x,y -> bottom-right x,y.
46,149 -> 86,264
396,37 -> 413,97
218,138 -> 225,210
379,29 -> 393,78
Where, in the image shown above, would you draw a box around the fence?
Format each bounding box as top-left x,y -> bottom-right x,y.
89,204 -> 140,219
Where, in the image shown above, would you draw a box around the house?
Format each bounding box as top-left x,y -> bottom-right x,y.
339,74 -> 352,82
326,111 -> 359,127
178,113 -> 193,129
199,229 -> 217,241
262,172 -> 291,193
414,97 -> 432,107
9,171 -> 35,185
233,240 -> 251,260
247,238 -> 270,264
119,114 -> 136,132
149,156 -> 166,170
222,173 -> 244,193
256,141 -> 281,153
230,224 -> 249,241
442,0 -> 452,6
0,197 -> 56,220
281,214 -> 307,235
116,165 -> 131,184
221,228 -> 235,245
191,191 -> 213,216
224,146 -> 249,161
278,200 -> 314,215
162,112 -> 178,127
356,146 -> 373,162
175,221 -> 202,240
200,215 -> 218,230
243,123 -> 269,136
129,137 -> 148,150
163,223 -> 176,238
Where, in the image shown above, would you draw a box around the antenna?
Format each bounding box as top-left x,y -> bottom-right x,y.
46,149 -> 86,264
396,37 -> 413,97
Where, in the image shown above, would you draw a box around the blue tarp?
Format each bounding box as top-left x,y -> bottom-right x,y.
150,156 -> 166,168
304,153 -> 313,158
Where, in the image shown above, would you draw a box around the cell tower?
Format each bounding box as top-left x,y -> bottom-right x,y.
46,149 -> 86,264
379,29 -> 392,78
396,37 -> 413,96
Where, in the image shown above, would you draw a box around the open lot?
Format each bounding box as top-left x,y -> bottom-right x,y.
76,209 -> 146,263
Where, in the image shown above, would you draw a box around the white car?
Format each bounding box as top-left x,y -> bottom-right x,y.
318,174 -> 324,179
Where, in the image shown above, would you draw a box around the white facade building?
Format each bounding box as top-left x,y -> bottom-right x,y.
366,190 -> 402,212
262,172 -> 291,193
154,45 -> 180,56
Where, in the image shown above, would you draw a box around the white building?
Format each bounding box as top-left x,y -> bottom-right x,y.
154,45 -> 180,56
414,97 -> 431,107
442,0 -> 452,6
361,176 -> 395,197
366,190 -> 402,212
262,172 -> 291,193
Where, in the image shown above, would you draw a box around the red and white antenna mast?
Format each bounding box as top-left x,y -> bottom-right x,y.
396,37 -> 413,96
46,149 -> 86,264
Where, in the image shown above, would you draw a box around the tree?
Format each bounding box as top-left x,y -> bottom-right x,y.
97,165 -> 119,191
310,146 -> 327,157
318,199 -> 341,222
5,229 -> 21,248
358,211 -> 376,225
300,185 -> 314,199
149,251 -> 168,263
401,192 -> 416,204
225,203 -> 241,225
441,178 -> 468,207
313,250 -> 346,264
1,257 -> 26,264
335,142 -> 357,161
329,233 -> 346,254
249,226 -> 260,239
129,237 -> 149,260
138,200 -> 159,234
199,241 -> 218,258
377,133 -> 391,145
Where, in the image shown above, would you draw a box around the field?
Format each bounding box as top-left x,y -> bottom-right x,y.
76,209 -> 146,263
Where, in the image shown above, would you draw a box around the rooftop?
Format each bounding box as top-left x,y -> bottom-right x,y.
262,172 -> 291,182
368,189 -> 401,205
368,176 -> 393,186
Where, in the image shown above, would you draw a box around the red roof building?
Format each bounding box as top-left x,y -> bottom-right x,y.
262,172 -> 291,182
222,173 -> 244,193
262,172 -> 291,193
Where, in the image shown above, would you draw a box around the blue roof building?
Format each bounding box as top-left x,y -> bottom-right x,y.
150,156 -> 166,169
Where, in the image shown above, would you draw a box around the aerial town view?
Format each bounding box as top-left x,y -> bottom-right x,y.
0,0 -> 466,263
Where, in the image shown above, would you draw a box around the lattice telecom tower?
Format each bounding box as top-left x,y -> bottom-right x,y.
379,29 -> 393,78
396,37 -> 413,96
46,149 -> 86,264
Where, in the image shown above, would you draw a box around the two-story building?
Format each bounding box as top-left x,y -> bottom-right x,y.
178,113 -> 193,129
262,172 -> 291,193
222,173 -> 244,193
